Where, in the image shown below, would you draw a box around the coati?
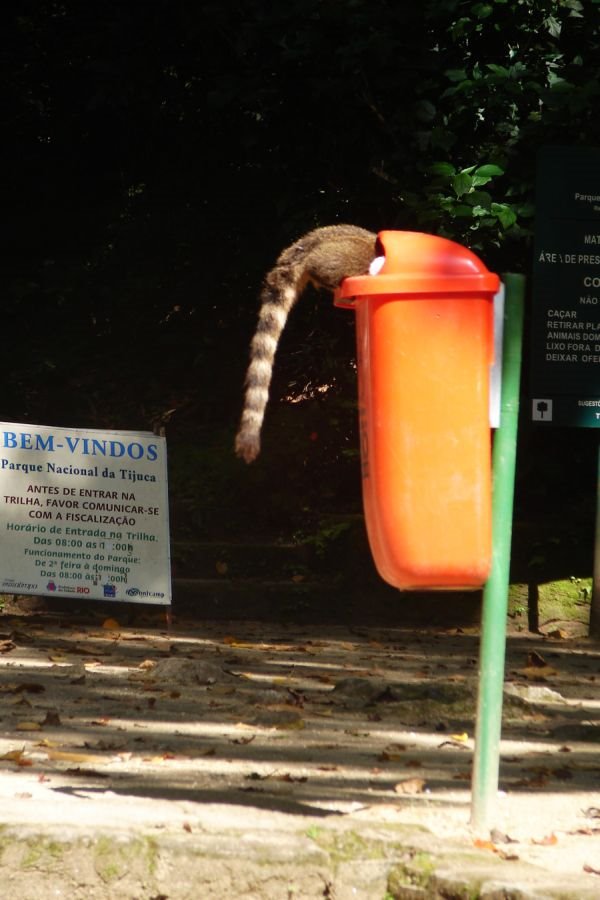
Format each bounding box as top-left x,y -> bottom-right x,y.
235,224 -> 378,463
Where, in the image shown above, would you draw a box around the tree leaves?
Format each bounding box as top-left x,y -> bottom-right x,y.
418,159 -> 517,239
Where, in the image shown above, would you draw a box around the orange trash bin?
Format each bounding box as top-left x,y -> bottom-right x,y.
335,231 -> 500,590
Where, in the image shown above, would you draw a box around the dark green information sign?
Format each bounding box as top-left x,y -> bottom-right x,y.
530,146 -> 600,427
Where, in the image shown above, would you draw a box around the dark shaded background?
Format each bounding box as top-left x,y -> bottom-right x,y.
4,1 -> 599,583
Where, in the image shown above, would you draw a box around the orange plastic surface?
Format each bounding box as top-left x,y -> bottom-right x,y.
335,231 -> 499,590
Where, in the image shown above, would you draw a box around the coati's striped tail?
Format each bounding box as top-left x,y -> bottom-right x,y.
235,225 -> 376,463
235,268 -> 300,463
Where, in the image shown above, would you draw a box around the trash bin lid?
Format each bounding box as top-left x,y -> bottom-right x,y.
335,230 -> 500,307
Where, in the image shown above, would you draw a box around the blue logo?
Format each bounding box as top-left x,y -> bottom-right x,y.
103,584 -> 117,598
126,587 -> 165,599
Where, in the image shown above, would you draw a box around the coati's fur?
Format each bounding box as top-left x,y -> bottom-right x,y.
235,224 -> 377,463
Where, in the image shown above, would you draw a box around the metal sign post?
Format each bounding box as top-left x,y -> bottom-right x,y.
471,274 -> 525,832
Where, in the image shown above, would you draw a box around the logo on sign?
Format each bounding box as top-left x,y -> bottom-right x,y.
126,587 -> 166,599
532,399 -> 553,421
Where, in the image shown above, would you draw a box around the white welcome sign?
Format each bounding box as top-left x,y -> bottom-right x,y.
0,422 -> 171,605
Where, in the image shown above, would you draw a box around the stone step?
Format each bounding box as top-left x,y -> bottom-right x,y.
171,539 -> 354,578
170,574 -> 482,626
170,539 -> 314,580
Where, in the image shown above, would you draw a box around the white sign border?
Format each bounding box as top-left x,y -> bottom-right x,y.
0,421 -> 172,606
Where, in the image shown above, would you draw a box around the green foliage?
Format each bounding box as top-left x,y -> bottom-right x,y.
297,520 -> 353,560
407,160 -> 525,253
395,0 -> 598,264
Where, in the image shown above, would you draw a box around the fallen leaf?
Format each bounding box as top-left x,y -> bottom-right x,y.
102,618 -> 120,631
215,561 -> 228,575
450,732 -> 469,743
12,697 -> 32,708
439,740 -> 469,751
583,864 -> 600,876
15,721 -> 42,732
12,683 -> 45,694
474,838 -> 497,852
553,766 -> 573,781
89,739 -> 127,752
515,772 -> 549,788
527,651 -> 548,668
0,640 -> 16,653
46,749 -> 105,764
532,833 -> 558,846
64,768 -> 110,778
378,750 -> 403,762
248,707 -> 305,730
394,778 -> 426,795
490,829 -> 518,844
497,849 -> 520,861
1,749 -> 28,763
42,710 -> 62,727
516,665 -> 559,680
379,743 -> 410,760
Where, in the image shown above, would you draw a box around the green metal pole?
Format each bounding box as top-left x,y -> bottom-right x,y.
470,273 -> 526,833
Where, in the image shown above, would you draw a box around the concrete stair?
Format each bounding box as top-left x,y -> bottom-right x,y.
169,537 -> 483,626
